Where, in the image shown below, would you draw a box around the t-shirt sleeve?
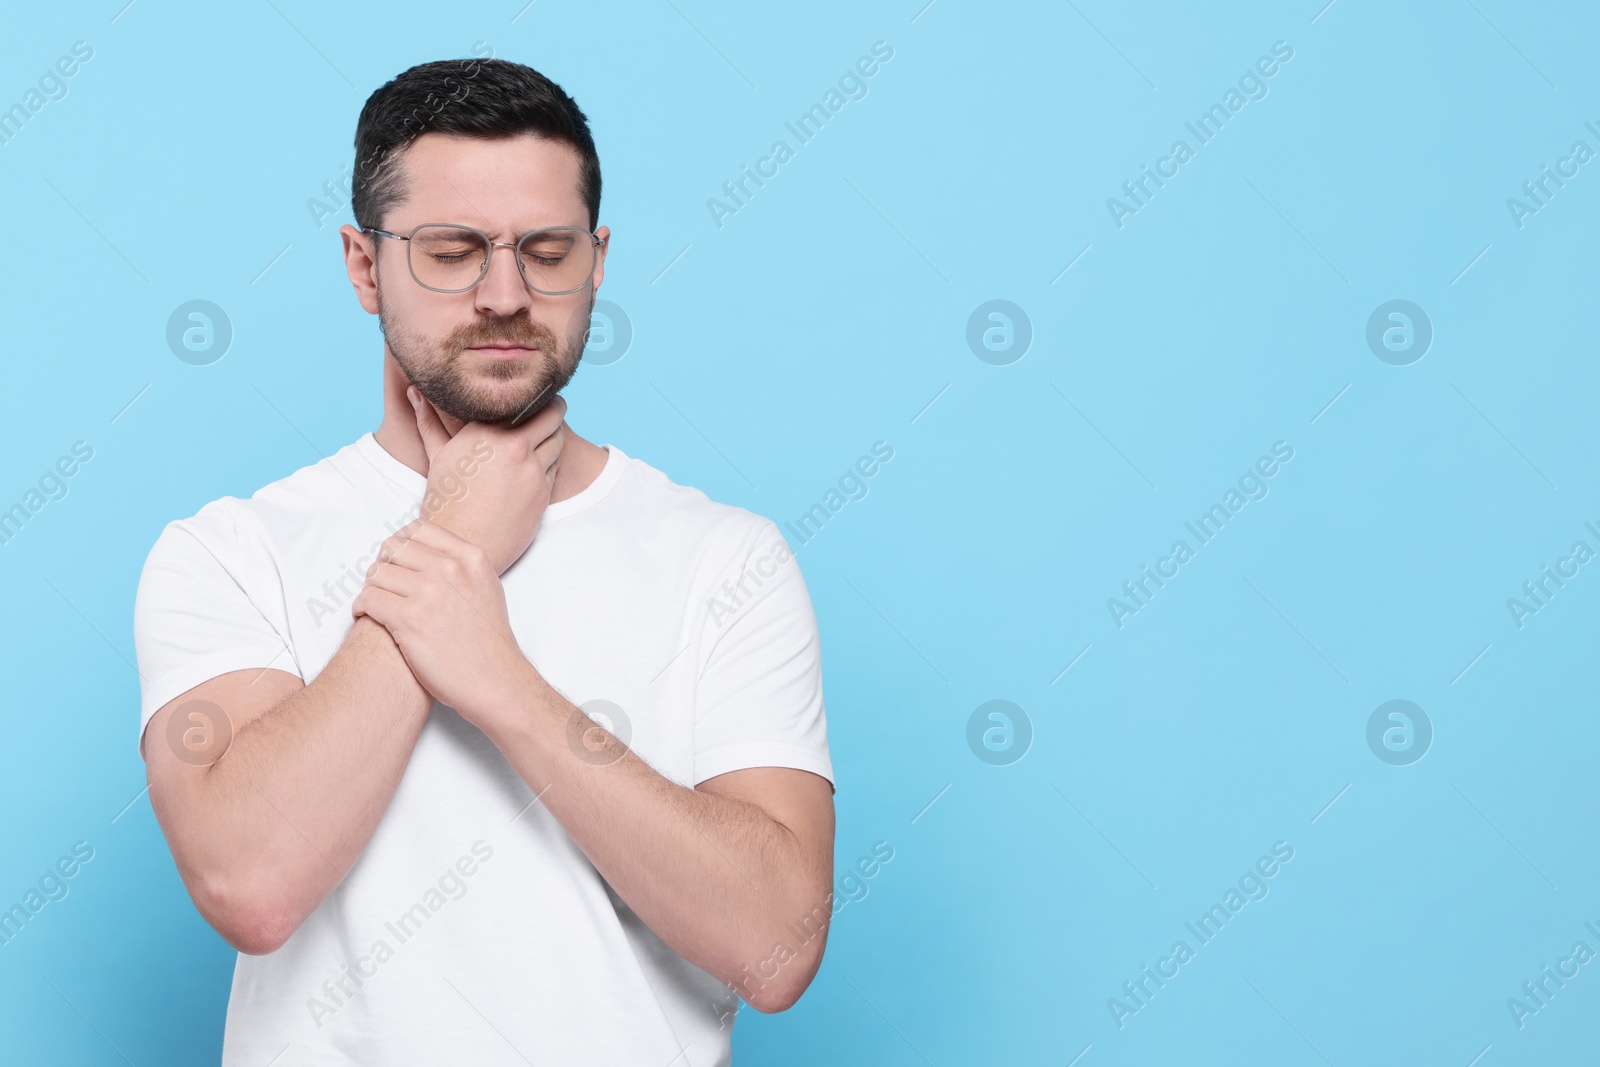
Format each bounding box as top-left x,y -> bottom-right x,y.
692,519 -> 833,791
132,503 -> 298,761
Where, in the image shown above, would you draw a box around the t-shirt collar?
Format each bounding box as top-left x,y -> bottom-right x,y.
353,431 -> 625,524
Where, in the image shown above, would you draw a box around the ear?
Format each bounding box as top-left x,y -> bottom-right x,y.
341,224 -> 381,315
591,225 -> 610,292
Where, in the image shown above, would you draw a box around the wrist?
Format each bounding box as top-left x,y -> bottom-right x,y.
350,615 -> 432,707
461,654 -> 549,738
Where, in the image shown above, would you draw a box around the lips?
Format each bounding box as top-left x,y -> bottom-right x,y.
467,344 -> 539,359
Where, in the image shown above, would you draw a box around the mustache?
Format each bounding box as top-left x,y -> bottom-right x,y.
454,319 -> 556,349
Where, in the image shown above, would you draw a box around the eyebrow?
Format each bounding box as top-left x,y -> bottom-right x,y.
419,223 -> 585,240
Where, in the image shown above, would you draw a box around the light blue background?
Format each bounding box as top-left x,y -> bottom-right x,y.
1,1 -> 1596,1063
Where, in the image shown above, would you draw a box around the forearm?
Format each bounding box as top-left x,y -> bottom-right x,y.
188,617 -> 433,948
477,662 -> 822,1003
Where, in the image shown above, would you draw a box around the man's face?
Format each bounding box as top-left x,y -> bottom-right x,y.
365,132 -> 607,426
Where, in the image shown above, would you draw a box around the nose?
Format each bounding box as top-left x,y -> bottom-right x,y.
472,241 -> 535,317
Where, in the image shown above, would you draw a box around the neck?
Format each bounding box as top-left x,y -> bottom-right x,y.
372,347 -> 608,504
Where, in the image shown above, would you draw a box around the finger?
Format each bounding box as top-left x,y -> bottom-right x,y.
408,386 -> 453,460
363,560 -> 425,598
350,584 -> 404,626
532,422 -> 566,478
387,517 -> 484,566
374,522 -> 452,570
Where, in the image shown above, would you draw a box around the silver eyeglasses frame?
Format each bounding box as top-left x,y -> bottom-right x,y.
362,223 -> 606,295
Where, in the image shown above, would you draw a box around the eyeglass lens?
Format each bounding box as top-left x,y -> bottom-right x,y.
408,226 -> 594,293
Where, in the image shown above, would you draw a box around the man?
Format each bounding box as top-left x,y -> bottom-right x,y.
133,56 -> 835,1066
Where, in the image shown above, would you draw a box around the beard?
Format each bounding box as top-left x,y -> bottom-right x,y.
378,287 -> 591,426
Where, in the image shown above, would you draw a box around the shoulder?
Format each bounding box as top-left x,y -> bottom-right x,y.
142,439 -> 371,569
610,448 -> 791,561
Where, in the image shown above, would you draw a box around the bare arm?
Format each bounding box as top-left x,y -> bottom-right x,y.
143,615 -> 433,954
486,671 -> 836,1013
351,518 -> 837,1012
144,396 -> 570,955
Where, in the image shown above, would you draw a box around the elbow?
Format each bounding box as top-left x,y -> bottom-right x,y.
745,980 -> 807,1015
737,935 -> 827,1015
193,873 -> 302,956
221,913 -> 298,957
744,959 -> 821,1014
736,878 -> 832,1013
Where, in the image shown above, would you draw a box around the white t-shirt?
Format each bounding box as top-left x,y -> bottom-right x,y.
133,432 -> 833,1067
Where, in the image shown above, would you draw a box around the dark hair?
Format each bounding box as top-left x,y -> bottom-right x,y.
351,57 -> 601,234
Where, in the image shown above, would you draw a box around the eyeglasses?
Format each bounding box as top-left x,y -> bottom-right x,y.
363,223 -> 606,295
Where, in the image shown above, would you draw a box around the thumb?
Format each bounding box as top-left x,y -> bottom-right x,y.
407,386 -> 451,460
